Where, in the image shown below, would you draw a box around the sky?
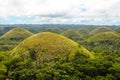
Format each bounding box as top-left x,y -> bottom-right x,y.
0,0 -> 120,25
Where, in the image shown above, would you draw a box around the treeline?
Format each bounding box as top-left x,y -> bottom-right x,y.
0,51 -> 120,80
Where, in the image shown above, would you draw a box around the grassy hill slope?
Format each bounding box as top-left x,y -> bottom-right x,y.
62,29 -> 82,42
0,27 -> 33,51
90,27 -> 113,35
88,32 -> 119,42
12,32 -> 93,62
85,32 -> 119,54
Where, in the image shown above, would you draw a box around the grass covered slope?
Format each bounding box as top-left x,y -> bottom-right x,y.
0,27 -> 33,51
78,28 -> 89,35
87,32 -> 119,42
0,27 -> 33,40
85,32 -> 119,54
12,32 -> 93,62
62,29 -> 82,42
115,27 -> 120,33
90,27 -> 113,35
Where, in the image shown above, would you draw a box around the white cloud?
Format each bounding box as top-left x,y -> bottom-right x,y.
0,0 -> 120,24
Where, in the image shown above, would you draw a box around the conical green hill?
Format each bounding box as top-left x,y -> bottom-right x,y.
62,29 -> 82,41
90,27 -> 113,35
0,27 -> 33,51
87,32 -> 119,42
86,32 -> 119,54
0,27 -> 33,40
12,32 -> 93,62
78,28 -> 89,34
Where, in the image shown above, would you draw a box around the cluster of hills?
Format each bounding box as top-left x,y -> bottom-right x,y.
0,27 -> 94,61
0,26 -> 119,60
0,26 -> 120,79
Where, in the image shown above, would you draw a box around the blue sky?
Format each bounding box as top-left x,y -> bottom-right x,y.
0,0 -> 120,25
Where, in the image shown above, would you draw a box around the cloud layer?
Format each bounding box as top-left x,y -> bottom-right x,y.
0,0 -> 120,24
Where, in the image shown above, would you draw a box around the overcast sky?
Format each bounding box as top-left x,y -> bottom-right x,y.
0,0 -> 120,25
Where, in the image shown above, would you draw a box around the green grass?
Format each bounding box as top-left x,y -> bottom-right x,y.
78,28 -> 89,34
0,27 -> 33,40
87,32 -> 119,42
62,29 -> 82,41
115,27 -> 120,33
0,27 -> 33,51
12,32 -> 93,62
85,32 -> 120,54
90,27 -> 113,36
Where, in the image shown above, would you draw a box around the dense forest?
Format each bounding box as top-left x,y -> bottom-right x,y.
0,24 -> 120,80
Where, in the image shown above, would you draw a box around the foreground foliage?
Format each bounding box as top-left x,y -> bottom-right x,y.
0,51 -> 120,80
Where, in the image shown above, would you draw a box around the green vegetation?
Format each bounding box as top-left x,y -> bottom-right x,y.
0,27 -> 13,36
12,32 -> 92,62
62,29 -> 82,42
115,27 -> 120,33
0,25 -> 120,80
90,27 -> 113,35
84,32 -> 120,55
78,28 -> 89,35
88,32 -> 118,42
44,28 -> 63,33
0,28 -> 33,51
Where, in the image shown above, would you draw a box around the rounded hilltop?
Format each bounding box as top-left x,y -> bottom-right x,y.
12,32 -> 93,62
0,27 -> 33,51
78,28 -> 89,35
62,29 -> 82,41
86,31 -> 119,54
87,32 -> 119,42
90,27 -> 113,35
0,27 -> 33,40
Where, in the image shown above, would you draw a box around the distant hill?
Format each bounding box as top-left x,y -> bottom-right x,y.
90,27 -> 113,35
0,27 -> 33,51
12,32 -> 93,62
88,32 -> 119,42
86,32 -> 119,53
115,27 -> 120,33
78,28 -> 89,35
0,27 -> 14,36
62,29 -> 82,42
